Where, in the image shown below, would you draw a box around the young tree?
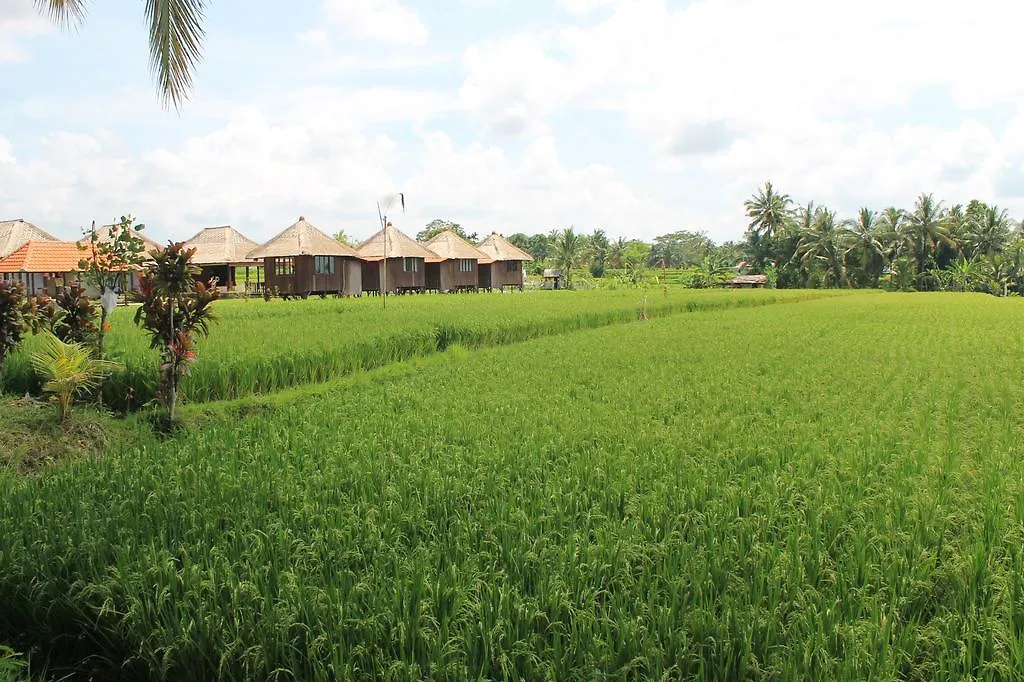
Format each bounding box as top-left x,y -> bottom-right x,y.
29,332 -> 119,423
53,284 -> 99,346
77,216 -> 149,357
133,242 -> 219,425
334,230 -> 354,246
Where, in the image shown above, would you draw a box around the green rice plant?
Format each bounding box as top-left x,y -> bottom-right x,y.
3,293 -> 1024,679
3,288 -> 853,409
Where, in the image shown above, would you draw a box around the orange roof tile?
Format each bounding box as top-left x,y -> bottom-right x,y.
0,241 -> 89,274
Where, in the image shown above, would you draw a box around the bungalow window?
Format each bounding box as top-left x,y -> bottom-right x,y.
505,261 -> 519,272
275,257 -> 295,276
315,256 -> 335,275
403,257 -> 419,273
459,259 -> 473,272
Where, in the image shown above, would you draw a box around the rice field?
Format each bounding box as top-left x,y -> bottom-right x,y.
2,288 -> 843,410
2,292 -> 1024,680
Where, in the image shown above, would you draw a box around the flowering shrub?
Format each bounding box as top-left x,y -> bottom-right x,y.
132,242 -> 218,425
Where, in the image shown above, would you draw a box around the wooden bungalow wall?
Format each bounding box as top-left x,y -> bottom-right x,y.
265,255 -> 361,295
361,258 -> 426,293
438,261 -> 478,291
483,261 -> 525,289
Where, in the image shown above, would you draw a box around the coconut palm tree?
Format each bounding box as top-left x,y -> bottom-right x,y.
549,227 -> 588,288
35,0 -> 206,109
607,237 -> 627,269
744,181 -> 793,271
963,204 -> 1010,259
901,193 -> 952,275
744,181 -> 793,239
797,208 -> 846,287
878,207 -> 905,264
842,207 -> 887,288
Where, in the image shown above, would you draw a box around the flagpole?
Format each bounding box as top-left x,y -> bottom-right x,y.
377,202 -> 388,310
376,193 -> 404,311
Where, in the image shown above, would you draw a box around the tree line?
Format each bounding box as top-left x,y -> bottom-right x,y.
742,182 -> 1024,293
431,183 -> 1024,293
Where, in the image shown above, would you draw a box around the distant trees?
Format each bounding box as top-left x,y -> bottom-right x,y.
549,228 -> 588,287
334,230 -> 354,246
418,219 -> 477,243
735,180 -> 1024,294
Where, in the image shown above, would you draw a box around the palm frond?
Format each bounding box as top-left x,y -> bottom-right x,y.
146,0 -> 207,110
33,0 -> 88,27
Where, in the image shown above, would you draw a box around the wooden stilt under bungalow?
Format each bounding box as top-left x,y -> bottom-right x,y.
247,217 -> 362,296
475,232 -> 534,291
356,222 -> 439,294
422,230 -> 488,292
184,225 -> 262,293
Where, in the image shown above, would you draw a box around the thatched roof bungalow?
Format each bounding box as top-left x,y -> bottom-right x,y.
475,232 -> 534,290
422,230 -> 488,292
247,217 -> 362,296
357,222 -> 438,293
184,225 -> 261,291
0,219 -> 59,259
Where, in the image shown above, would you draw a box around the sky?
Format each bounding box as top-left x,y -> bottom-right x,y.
2,0 -> 1024,246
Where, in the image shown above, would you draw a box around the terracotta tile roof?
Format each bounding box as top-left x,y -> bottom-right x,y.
0,241 -> 87,274
0,219 -> 60,259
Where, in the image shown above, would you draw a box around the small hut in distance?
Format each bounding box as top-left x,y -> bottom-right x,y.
247,216 -> 362,296
476,232 -> 534,291
357,222 -> 438,294
423,230 -> 488,292
184,225 -> 261,292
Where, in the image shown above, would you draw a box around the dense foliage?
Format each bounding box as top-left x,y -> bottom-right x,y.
1,293 -> 1023,679
491,187 -> 1024,292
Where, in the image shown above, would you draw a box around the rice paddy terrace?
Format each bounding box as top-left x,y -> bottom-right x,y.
2,290 -> 1024,680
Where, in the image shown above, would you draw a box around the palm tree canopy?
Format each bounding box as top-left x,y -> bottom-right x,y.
744,181 -> 793,239
35,0 -> 207,110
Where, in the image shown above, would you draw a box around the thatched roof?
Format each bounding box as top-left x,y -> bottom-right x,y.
96,224 -> 162,255
247,217 -> 359,259
476,232 -> 534,263
357,222 -> 437,261
730,274 -> 768,285
0,219 -> 59,259
184,225 -> 260,265
423,230 -> 488,262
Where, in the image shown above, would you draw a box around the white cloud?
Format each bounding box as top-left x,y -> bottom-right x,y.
322,0 -> 428,46
452,0 -> 1024,237
0,0 -> 48,62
